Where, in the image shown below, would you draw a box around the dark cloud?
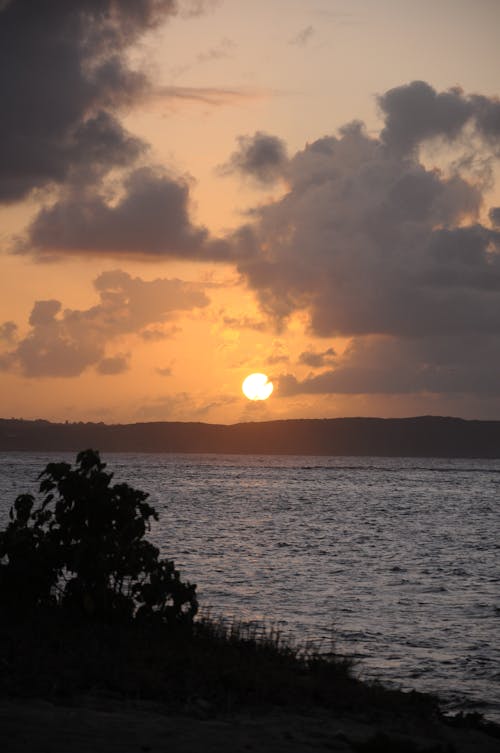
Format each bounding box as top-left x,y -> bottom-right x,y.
379,81 -> 471,154
97,354 -> 129,375
0,321 -> 18,342
298,347 -> 336,368
379,81 -> 500,155
220,131 -> 288,184
22,166 -> 231,259
236,116 -> 500,339
0,0 -> 184,203
0,270 -> 209,377
490,207 -> 500,228
29,300 -> 62,326
278,334 -> 500,397
469,94 -> 500,143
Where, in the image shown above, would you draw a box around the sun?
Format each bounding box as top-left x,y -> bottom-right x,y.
242,373 -> 274,401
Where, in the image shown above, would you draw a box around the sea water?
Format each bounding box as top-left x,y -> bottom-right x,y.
0,452 -> 498,721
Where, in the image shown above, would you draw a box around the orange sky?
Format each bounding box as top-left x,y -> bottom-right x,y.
1,0 -> 500,424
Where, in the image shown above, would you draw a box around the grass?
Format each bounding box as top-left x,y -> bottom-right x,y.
0,605 -> 439,718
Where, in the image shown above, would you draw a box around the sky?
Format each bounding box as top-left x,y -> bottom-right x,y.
1,0 -> 500,425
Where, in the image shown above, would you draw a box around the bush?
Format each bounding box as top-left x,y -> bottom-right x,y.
0,449 -> 197,626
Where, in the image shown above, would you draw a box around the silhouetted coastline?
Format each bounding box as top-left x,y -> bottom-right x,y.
2,416 -> 500,457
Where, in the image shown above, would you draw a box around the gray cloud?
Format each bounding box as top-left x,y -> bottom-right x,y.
298,347 -> 336,368
379,81 -> 500,155
279,334 -> 500,397
0,321 -> 18,342
490,207 -> 500,228
0,270 -> 209,377
469,94 -> 500,144
0,0 -> 184,203
29,300 -> 62,326
22,166 -> 231,259
236,118 -> 500,340
220,131 -> 288,184
97,354 -> 129,375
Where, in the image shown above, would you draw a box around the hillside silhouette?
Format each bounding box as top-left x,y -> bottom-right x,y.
1,416 -> 500,457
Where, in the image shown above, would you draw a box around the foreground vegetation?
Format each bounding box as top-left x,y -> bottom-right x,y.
0,603 -> 439,720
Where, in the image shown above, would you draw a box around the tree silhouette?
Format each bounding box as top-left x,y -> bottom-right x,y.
0,450 -> 197,625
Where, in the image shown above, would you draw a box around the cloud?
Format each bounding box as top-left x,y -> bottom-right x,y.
141,325 -> 181,341
156,366 -> 173,377
21,166 -> 231,259
267,353 -> 289,365
154,85 -> 267,106
222,314 -> 267,332
490,207 -> 500,227
179,0 -> 221,18
224,82 -> 500,404
289,25 -> 315,46
379,80 -> 500,155
298,347 -> 336,368
236,116 -> 500,339
0,270 -> 209,377
0,321 -> 17,342
278,334 -> 500,397
219,131 -> 288,184
0,0 -> 185,203
96,354 -> 129,375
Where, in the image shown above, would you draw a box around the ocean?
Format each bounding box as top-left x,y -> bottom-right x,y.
0,452 -> 498,721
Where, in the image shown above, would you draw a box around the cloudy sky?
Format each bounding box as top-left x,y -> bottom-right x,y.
1,0 -> 500,424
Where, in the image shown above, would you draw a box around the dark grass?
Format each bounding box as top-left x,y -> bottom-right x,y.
0,606 -> 438,718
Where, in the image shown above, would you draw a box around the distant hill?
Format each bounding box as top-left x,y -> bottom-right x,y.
1,416 -> 500,457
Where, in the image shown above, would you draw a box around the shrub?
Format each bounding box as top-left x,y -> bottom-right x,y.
0,449 -> 197,626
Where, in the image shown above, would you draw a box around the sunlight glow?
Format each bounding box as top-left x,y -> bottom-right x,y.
242,373 -> 274,401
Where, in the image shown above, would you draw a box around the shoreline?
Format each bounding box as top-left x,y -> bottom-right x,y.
2,695 -> 499,753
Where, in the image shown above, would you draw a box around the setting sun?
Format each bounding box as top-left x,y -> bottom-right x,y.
242,373 -> 274,401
